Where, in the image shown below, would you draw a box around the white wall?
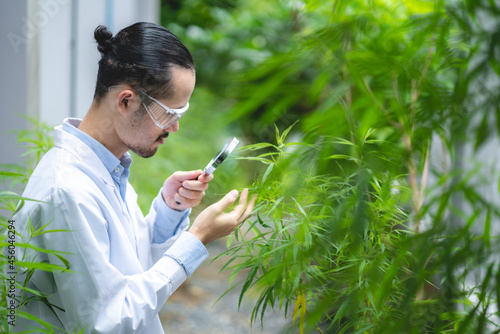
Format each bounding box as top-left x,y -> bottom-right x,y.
0,0 -> 29,165
0,0 -> 160,166
35,0 -> 160,125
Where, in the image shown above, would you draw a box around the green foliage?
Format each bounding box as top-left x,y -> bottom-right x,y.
190,0 -> 500,332
0,119 -> 73,333
0,115 -> 54,209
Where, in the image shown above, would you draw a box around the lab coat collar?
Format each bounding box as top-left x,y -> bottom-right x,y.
61,118 -> 132,174
54,120 -> 116,188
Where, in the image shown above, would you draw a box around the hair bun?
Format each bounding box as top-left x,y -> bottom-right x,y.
94,25 -> 113,54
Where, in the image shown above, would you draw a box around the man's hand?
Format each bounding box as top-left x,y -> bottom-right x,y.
188,188 -> 258,245
162,170 -> 214,210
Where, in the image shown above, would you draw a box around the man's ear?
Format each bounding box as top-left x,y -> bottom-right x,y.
116,90 -> 137,115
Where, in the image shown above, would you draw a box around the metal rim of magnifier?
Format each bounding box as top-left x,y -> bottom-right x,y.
177,137 -> 239,204
203,137 -> 239,175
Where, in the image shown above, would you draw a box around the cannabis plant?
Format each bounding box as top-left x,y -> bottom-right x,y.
1,118 -> 73,333
217,0 -> 500,333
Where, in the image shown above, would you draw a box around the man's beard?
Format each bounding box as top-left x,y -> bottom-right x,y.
127,132 -> 169,158
126,105 -> 170,158
129,145 -> 158,158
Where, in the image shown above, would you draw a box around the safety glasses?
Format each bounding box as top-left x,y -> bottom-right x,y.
136,91 -> 189,130
109,85 -> 189,130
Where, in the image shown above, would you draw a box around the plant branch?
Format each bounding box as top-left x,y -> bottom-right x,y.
363,77 -> 401,130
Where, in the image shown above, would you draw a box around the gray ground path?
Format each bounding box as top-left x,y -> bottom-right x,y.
160,240 -> 290,334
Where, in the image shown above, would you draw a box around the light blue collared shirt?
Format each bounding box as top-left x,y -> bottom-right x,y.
63,118 -> 131,201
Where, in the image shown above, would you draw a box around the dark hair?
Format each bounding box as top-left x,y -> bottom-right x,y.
93,22 -> 195,103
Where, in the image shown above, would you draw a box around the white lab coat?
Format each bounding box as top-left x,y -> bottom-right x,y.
12,124 -> 207,333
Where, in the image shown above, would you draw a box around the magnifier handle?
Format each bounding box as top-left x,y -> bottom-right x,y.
195,170 -> 209,181
176,171 -> 207,205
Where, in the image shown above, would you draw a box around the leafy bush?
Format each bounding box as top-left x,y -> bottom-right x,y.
0,118 -> 73,333
207,0 -> 500,333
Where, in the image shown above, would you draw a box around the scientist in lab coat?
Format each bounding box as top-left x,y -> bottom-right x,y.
12,22 -> 256,333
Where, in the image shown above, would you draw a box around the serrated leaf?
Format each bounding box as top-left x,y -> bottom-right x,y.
0,171 -> 26,177
257,213 -> 270,228
226,235 -> 234,249
331,137 -> 355,146
292,293 -> 302,326
238,143 -> 276,151
300,294 -> 306,334
279,121 -> 299,144
291,197 -> 309,220
483,210 -> 491,250
235,157 -> 274,164
474,112 -> 489,151
239,264 -> 259,309
261,163 -> 274,184
362,128 -> 375,143
326,155 -> 359,164
261,287 -> 274,324
15,260 -> 72,273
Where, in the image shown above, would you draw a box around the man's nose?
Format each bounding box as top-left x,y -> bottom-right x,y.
165,121 -> 179,133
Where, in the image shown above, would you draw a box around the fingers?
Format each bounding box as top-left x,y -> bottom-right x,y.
182,179 -> 210,192
173,193 -> 201,209
172,170 -> 204,182
178,187 -> 205,200
241,194 -> 258,221
173,187 -> 206,209
212,189 -> 239,212
168,170 -> 214,208
175,175 -> 211,204
197,172 -> 214,183
227,189 -> 258,223
231,188 -> 249,218
173,170 -> 214,183
188,189 -> 258,245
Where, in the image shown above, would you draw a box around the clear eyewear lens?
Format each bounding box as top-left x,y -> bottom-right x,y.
138,91 -> 189,129
145,102 -> 179,129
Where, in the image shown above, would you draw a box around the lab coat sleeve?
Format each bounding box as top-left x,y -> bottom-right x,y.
148,189 -> 191,243
145,189 -> 194,263
31,188 -> 207,333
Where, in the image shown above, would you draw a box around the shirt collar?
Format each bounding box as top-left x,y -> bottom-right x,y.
62,118 -> 132,173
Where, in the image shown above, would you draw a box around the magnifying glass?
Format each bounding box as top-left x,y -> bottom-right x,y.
201,137 -> 240,176
176,137 -> 240,205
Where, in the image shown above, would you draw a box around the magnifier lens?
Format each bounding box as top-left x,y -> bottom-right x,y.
203,137 -> 239,175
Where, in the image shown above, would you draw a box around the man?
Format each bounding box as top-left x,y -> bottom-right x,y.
12,22 -> 256,333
